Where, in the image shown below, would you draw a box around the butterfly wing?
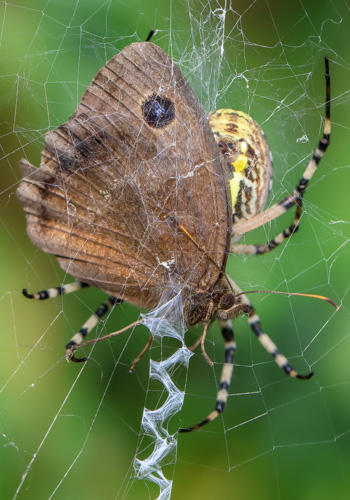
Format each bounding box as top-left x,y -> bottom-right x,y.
17,42 -> 231,309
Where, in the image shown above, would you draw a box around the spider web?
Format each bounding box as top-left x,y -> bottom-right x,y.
1,0 -> 349,499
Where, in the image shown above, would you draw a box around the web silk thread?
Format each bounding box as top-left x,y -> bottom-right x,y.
133,295 -> 192,499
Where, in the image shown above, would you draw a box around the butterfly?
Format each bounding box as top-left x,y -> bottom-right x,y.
17,42 -> 334,432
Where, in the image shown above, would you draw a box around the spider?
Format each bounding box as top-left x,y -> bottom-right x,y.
19,54 -> 331,433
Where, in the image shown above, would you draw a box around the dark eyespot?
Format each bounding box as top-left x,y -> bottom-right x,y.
220,294 -> 235,310
142,94 -> 175,128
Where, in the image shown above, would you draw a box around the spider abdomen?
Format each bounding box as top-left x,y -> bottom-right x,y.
209,109 -> 273,224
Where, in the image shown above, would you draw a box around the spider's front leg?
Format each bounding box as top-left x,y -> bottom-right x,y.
65,296 -> 123,362
179,319 -> 237,433
23,280 -> 90,299
231,58 -> 331,255
179,279 -> 313,433
22,280 -> 123,362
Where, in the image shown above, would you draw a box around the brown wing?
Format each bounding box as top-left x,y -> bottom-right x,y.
17,42 -> 231,309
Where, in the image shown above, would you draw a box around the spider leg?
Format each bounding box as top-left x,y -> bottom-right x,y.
248,308 -> 313,380
179,280 -> 313,433
23,281 -> 125,362
231,57 -> 330,241
23,280 -> 89,300
66,297 -> 123,362
230,204 -> 301,255
179,319 -> 236,433
233,282 -> 313,380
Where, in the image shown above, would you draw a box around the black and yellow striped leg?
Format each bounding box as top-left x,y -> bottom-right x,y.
230,280 -> 313,379
230,205 -> 302,255
248,309 -> 313,380
222,276 -> 313,379
179,282 -> 314,433
232,57 -> 331,241
23,281 -> 90,300
179,320 -> 237,433
65,297 -> 123,362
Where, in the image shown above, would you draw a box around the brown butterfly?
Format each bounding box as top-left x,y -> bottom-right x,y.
17,41 -> 334,432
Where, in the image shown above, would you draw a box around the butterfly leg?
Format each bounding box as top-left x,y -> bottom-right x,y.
65,297 -> 123,362
129,334 -> 153,373
231,57 -> 330,244
23,280 -> 90,300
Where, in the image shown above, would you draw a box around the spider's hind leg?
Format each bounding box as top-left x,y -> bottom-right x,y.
230,204 -> 301,256
231,57 -> 331,245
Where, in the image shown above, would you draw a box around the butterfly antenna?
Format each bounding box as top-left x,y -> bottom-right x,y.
236,290 -> 338,311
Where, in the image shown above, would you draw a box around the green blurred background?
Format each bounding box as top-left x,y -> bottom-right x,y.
1,0 -> 349,499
